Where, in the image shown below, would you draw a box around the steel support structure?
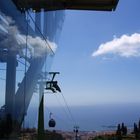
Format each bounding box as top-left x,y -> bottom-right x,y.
5,50 -> 17,119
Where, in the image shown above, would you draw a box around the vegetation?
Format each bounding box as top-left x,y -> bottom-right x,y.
132,120 -> 140,139
30,130 -> 65,140
0,117 -> 65,140
93,119 -> 140,140
0,114 -> 13,138
92,135 -> 135,140
115,122 -> 127,140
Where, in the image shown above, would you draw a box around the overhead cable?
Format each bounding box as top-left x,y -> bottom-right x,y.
27,11 -> 55,55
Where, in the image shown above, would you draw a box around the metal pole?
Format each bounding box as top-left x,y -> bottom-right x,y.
35,13 -> 41,34
5,50 -> 17,119
74,126 -> 79,140
38,82 -> 45,140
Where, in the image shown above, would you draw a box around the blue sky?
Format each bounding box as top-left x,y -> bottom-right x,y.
49,0 -> 140,106
1,0 -> 140,108
1,0 -> 140,131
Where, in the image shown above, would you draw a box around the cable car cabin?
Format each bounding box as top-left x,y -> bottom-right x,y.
48,119 -> 56,128
12,0 -> 119,12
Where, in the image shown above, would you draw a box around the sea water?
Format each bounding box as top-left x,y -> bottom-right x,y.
25,103 -> 140,132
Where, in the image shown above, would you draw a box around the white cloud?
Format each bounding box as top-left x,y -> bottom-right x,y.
0,11 -> 57,57
0,24 -> 8,34
0,14 -> 10,26
92,33 -> 140,58
16,34 -> 57,57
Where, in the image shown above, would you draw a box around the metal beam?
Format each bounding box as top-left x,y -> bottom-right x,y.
38,82 -> 45,140
14,54 -> 46,125
5,50 -> 17,119
12,0 -> 119,12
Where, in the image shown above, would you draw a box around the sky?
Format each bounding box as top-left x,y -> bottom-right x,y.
1,0 -> 140,131
0,0 -> 140,107
48,0 -> 140,107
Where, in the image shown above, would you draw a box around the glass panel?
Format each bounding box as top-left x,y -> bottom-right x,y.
0,0 -> 65,139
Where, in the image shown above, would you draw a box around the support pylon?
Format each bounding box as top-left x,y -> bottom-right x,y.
38,82 -> 45,140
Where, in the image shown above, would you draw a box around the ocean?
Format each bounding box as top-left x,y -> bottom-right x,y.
25,103 -> 140,132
